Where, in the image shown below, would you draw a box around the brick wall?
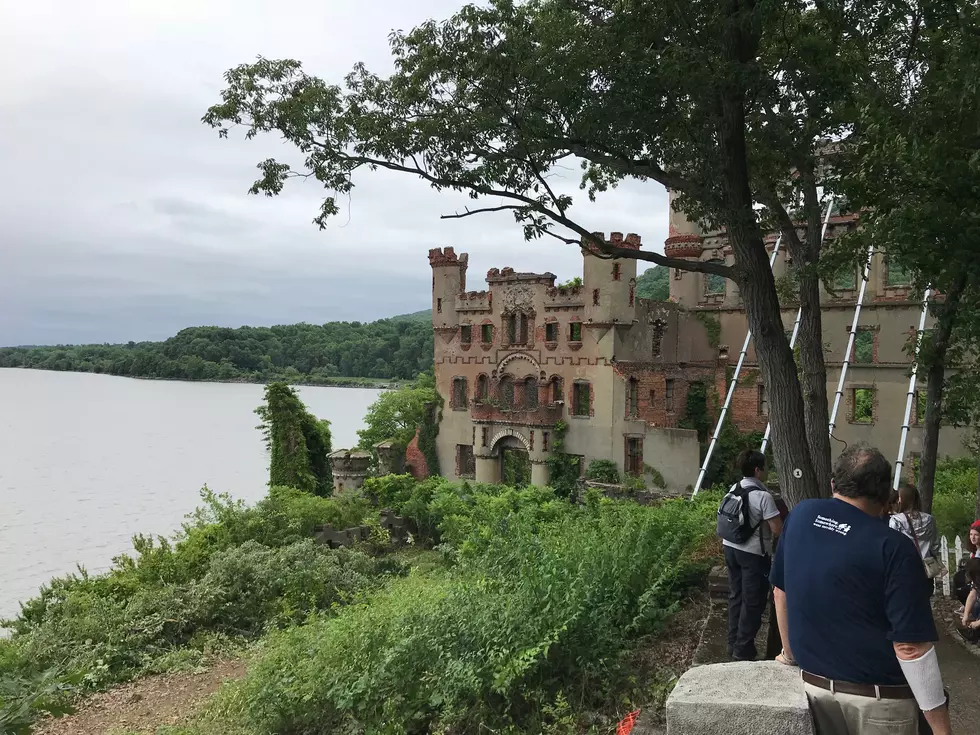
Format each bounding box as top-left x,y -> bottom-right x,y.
404,428 -> 429,480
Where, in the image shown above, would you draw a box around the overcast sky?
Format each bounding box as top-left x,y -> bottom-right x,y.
0,0 -> 669,346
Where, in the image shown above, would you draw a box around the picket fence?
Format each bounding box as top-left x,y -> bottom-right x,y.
937,534 -> 968,597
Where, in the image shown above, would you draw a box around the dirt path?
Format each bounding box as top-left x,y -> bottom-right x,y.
932,599 -> 980,732
33,659 -> 246,735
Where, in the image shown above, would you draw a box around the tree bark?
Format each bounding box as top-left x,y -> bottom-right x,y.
716,0 -> 820,506
918,273 -> 968,513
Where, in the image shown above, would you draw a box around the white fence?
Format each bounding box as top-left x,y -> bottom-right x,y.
937,535 -> 968,597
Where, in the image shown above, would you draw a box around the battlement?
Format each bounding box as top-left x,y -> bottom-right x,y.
456,290 -> 492,311
429,247 -> 469,267
544,284 -> 585,306
580,231 -> 643,256
486,268 -> 557,286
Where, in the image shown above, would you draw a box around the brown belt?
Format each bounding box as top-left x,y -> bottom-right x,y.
801,671 -> 915,700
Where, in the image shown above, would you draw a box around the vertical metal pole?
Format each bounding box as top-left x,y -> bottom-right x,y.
691,234 -> 784,498
827,242 -> 877,434
893,288 -> 932,490
760,197 -> 835,455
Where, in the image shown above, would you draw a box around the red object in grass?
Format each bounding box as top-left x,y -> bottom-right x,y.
616,710 -> 641,735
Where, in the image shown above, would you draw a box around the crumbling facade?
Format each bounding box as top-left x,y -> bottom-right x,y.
428,192 -> 970,489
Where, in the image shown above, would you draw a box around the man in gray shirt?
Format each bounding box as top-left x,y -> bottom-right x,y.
723,449 -> 783,660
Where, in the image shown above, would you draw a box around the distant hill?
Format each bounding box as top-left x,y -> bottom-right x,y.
388,309 -> 432,323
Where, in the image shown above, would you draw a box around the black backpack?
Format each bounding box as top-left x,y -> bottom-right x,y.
717,481 -> 762,545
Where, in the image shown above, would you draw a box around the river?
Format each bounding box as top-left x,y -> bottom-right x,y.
0,369 -> 383,620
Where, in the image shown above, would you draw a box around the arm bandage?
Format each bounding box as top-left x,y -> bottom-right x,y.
897,645 -> 946,712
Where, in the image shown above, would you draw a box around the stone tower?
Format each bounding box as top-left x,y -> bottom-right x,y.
583,231 -> 641,325
429,247 -> 468,331
664,189 -> 705,306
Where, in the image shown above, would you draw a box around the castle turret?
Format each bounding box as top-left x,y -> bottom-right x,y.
429,247 -> 468,330
664,189 -> 705,306
583,231 -> 641,325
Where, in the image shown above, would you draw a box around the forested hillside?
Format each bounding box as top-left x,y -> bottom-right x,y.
635,265 -> 669,301
0,319 -> 434,384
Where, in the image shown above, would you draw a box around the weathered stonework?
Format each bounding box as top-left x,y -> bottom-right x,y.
425,195 -> 970,491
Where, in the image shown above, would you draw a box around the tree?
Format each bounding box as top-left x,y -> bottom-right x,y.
356,374 -> 438,451
255,382 -> 333,495
837,0 -> 980,511
635,266 -> 669,302
205,0 -> 915,503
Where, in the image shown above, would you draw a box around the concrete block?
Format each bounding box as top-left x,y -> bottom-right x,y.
667,661 -> 813,735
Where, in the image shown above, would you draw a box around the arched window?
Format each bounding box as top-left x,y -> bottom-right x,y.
475,374 -> 489,402
498,375 -> 515,410
525,377 -> 539,410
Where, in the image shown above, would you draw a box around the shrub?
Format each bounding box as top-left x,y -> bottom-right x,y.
584,459 -> 621,484
236,492 -> 716,734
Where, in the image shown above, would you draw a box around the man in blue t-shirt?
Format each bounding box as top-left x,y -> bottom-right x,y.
770,444 -> 952,735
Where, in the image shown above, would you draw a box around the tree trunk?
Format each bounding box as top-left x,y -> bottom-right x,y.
715,0 -> 820,506
918,274 -> 968,513
796,267 -> 833,497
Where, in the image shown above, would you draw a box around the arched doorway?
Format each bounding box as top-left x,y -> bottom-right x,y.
498,437 -> 531,487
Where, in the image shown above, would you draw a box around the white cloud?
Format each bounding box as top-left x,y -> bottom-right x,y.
0,0 -> 669,345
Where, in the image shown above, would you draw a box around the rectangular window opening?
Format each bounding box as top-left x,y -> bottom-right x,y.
460,325 -> 472,345
545,322 -> 558,342
456,444 -> 475,479
481,324 -> 493,344
665,379 -> 675,413
437,298 -> 442,313
852,330 -> 873,364
572,382 -> 591,416
626,437 -> 643,477
852,388 -> 874,424
569,322 -> 583,342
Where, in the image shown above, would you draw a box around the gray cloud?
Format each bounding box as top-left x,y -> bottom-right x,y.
0,0 -> 668,347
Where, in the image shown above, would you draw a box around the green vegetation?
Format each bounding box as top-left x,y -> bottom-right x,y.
544,420 -> 580,499
356,373 -> 438,451
0,486 -> 397,730
693,312 -> 721,349
0,319 -> 434,384
635,266 -> 669,301
177,477 -> 717,734
584,459 -> 621,484
930,457 -> 979,539
256,383 -> 333,495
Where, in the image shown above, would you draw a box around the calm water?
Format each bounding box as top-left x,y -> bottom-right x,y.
0,369 -> 382,620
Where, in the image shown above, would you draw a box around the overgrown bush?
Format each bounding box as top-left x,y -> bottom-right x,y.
234,487 -> 716,734
584,459 -> 621,484
932,456 -> 978,538
0,487 -> 393,725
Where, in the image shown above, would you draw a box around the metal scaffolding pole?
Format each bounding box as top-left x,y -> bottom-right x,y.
893,289 -> 932,490
691,234 -> 785,498
760,197 -> 836,455
827,242 -> 877,435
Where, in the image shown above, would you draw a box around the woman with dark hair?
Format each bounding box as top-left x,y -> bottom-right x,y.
952,521 -> 980,605
959,558 -> 980,643
888,482 -> 943,595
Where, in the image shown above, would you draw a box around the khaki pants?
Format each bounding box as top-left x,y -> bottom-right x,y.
804,683 -> 919,735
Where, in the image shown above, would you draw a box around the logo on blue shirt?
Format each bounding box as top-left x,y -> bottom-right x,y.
813,515 -> 851,536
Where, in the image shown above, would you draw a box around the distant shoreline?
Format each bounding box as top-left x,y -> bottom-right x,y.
0,366 -> 406,391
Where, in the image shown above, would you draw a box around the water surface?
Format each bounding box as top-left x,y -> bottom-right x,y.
0,369 -> 381,620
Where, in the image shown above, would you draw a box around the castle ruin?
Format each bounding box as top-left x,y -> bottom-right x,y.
421,192 -> 970,489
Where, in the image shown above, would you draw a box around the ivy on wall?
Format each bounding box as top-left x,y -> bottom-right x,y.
417,397 -> 443,477
694,311 -> 722,349
545,420 -> 580,498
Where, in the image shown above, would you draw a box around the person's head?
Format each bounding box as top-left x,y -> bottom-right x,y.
970,521 -> 980,551
894,482 -> 922,515
966,558 -> 980,588
831,443 -> 892,514
737,449 -> 767,480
